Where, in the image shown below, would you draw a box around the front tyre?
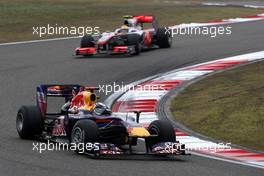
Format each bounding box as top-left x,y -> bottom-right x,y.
80,35 -> 95,48
127,34 -> 141,55
147,120 -> 176,149
16,106 -> 44,139
71,119 -> 99,154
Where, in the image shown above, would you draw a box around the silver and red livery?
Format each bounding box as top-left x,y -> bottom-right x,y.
75,15 -> 172,56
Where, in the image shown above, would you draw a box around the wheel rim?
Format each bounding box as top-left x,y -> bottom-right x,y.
72,127 -> 84,144
16,113 -> 24,132
149,126 -> 159,136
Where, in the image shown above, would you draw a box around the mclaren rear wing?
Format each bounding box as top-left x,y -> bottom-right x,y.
124,15 -> 159,31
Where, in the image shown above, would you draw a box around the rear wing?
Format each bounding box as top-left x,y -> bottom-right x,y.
124,15 -> 159,31
133,16 -> 154,23
36,84 -> 99,115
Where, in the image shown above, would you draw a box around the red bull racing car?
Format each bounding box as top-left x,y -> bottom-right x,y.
75,15 -> 172,56
16,85 -> 186,157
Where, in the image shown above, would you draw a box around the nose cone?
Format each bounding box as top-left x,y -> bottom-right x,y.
128,127 -> 150,137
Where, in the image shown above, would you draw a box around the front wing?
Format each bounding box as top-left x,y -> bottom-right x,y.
75,45 -> 137,56
84,142 -> 188,157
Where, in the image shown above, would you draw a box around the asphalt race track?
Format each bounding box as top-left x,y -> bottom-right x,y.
0,20 -> 264,176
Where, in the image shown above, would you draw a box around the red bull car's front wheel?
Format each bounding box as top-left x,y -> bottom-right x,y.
147,120 -> 176,149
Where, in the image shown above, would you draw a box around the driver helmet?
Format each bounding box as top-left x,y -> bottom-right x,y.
94,102 -> 112,116
124,18 -> 138,27
82,91 -> 97,112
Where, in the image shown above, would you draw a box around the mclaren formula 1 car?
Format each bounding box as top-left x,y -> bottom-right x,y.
16,85 -> 186,157
75,15 -> 172,56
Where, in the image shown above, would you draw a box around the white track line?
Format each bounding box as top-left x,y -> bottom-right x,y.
191,151 -> 264,169
0,36 -> 81,46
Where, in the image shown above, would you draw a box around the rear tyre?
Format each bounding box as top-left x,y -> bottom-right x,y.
71,119 -> 99,154
127,34 -> 141,55
156,27 -> 172,48
16,106 -> 44,139
80,35 -> 95,48
147,120 -> 175,149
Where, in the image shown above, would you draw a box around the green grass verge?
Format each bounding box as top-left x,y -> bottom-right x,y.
171,61 -> 264,151
0,0 -> 263,43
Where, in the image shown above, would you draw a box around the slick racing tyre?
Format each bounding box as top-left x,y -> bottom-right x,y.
127,34 -> 141,55
156,27 -> 172,48
16,106 -> 44,139
71,119 -> 100,154
80,35 -> 95,48
147,120 -> 176,149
